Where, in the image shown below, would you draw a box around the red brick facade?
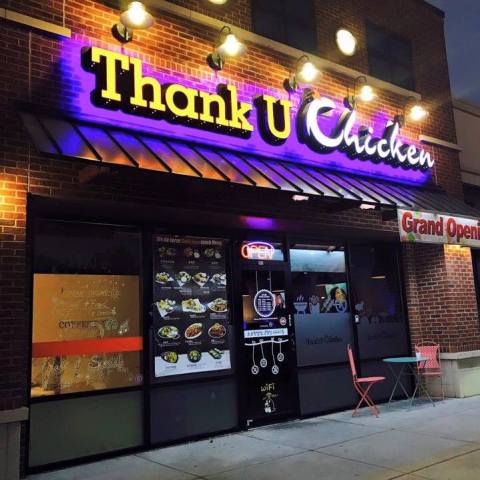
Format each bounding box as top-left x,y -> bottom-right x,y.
403,243 -> 480,353
0,0 -> 479,473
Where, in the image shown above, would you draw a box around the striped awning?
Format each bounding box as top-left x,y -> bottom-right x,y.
21,112 -> 480,217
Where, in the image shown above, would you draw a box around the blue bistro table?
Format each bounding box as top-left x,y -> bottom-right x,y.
382,356 -> 434,407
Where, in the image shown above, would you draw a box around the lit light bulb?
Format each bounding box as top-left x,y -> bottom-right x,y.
208,0 -> 228,4
359,84 -> 375,102
120,2 -> 154,30
298,61 -> 319,83
336,29 -> 357,56
410,104 -> 428,122
217,33 -> 245,57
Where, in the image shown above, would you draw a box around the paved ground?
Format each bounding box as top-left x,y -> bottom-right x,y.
30,396 -> 480,480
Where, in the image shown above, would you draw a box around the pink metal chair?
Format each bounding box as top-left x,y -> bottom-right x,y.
347,344 -> 385,417
414,341 -> 444,400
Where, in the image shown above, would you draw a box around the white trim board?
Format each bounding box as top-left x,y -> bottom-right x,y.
0,8 -> 71,38
420,134 -> 461,151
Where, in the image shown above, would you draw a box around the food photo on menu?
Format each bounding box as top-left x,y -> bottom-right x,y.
152,236 -> 231,378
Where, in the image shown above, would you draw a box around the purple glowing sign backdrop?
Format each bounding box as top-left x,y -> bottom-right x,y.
59,38 -> 432,185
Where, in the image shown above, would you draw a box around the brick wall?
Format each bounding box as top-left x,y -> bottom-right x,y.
403,243 -> 480,352
0,0 -> 479,473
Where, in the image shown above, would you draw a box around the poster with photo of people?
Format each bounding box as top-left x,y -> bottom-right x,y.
152,235 -> 231,378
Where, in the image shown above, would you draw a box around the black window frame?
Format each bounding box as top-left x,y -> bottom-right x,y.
366,21 -> 415,91
251,0 -> 318,54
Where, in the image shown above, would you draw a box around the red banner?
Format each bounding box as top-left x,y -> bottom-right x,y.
32,336 -> 143,358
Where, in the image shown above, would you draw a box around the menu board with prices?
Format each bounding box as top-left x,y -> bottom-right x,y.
153,235 -> 231,378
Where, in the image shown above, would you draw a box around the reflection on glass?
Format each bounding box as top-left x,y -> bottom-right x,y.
290,245 -> 352,367
31,221 -> 143,398
290,249 -> 345,273
349,244 -> 408,359
241,271 -> 287,328
31,274 -> 142,397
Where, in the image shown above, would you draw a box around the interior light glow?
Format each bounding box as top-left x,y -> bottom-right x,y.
359,203 -> 376,210
292,194 -> 309,202
336,29 -> 357,56
208,0 -> 228,4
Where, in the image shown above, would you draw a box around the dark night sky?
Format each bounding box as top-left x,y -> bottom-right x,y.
427,0 -> 480,106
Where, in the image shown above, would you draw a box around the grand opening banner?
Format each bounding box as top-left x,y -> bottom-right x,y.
398,209 -> 480,247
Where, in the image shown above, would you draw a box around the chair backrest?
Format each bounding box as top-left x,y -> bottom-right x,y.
415,342 -> 441,371
347,344 -> 358,380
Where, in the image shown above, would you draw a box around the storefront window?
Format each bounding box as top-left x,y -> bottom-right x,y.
366,22 -> 415,91
290,245 -> 353,366
252,0 -> 317,54
152,235 -> 232,380
349,244 -> 408,359
31,221 -> 143,397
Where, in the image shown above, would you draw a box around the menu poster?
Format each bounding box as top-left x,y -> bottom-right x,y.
152,235 -> 231,378
31,274 -> 142,397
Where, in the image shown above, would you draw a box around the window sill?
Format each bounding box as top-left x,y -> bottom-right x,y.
0,407 -> 29,424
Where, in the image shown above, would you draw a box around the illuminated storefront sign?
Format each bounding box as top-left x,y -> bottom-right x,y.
81,46 -> 433,172
299,98 -> 433,169
398,209 -> 480,247
241,241 -> 275,260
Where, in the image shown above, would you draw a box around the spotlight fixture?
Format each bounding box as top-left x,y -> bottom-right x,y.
284,55 -> 319,92
208,0 -> 229,4
396,96 -> 429,126
409,103 -> 428,122
112,2 -> 154,43
359,84 -> 375,102
206,26 -> 246,70
344,76 -> 375,110
336,29 -> 357,56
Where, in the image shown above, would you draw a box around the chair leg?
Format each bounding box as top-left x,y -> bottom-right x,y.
353,383 -> 380,417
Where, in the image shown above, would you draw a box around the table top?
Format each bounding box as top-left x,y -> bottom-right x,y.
382,356 -> 427,363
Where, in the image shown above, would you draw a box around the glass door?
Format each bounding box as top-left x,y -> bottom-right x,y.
289,244 -> 357,415
239,264 -> 298,425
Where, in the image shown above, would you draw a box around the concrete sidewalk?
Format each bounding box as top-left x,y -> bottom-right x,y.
29,396 -> 480,480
